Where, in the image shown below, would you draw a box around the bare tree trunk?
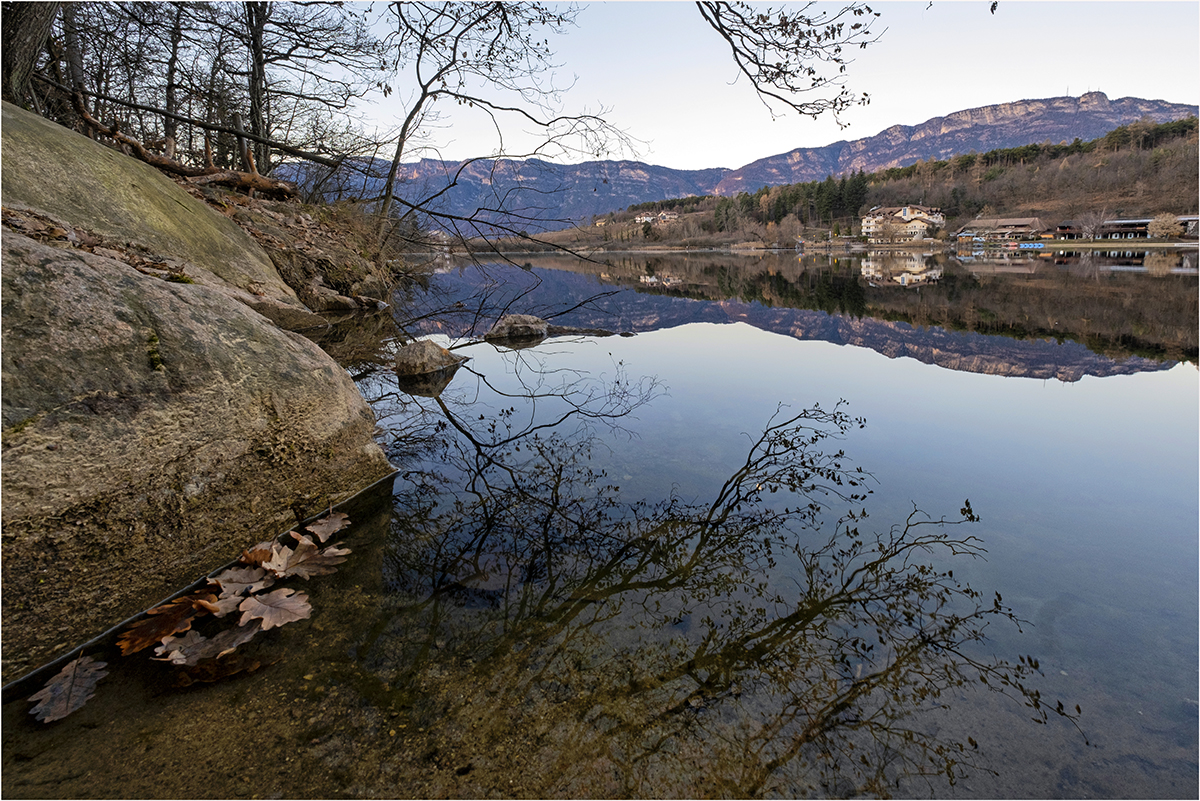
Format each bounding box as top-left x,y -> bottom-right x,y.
59,2 -> 85,89
203,34 -> 228,167
243,1 -> 271,173
163,3 -> 184,143
1,1 -> 61,104
230,111 -> 255,174
377,96 -> 428,248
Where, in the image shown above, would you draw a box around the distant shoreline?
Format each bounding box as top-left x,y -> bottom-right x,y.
460,240 -> 1197,256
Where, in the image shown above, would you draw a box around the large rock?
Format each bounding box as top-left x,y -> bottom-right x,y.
0,108 -> 398,680
394,339 -> 467,376
0,233 -> 395,679
0,101 -> 306,315
484,314 -> 549,341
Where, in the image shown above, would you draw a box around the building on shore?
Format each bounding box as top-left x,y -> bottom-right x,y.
861,205 -> 945,244
1055,214 -> 1200,240
954,217 -> 1047,242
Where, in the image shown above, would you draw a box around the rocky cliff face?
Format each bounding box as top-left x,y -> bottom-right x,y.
0,103 -> 394,681
716,93 -> 1197,193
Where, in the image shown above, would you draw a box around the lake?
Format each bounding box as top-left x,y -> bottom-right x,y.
3,251 -> 1196,798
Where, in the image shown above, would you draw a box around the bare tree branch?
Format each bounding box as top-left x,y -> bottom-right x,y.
695,1 -> 884,123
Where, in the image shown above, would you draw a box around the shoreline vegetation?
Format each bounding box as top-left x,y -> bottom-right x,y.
463,239 -> 1198,256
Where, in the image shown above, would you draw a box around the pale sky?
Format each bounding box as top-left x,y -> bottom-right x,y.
358,1 -> 1200,171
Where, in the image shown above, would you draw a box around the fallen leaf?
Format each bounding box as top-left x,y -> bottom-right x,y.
190,596 -> 223,615
240,541 -> 276,566
152,630 -> 208,665
238,588 -> 312,630
208,620 -> 264,656
210,594 -> 244,617
154,621 -> 263,666
211,565 -> 275,596
204,566 -> 268,617
263,535 -> 350,580
117,591 -> 218,655
261,538 -> 312,577
304,512 -> 351,543
28,655 -> 108,723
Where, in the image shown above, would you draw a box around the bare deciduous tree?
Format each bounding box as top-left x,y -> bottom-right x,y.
362,1 -> 890,254
1075,207 -> 1109,241
372,2 -> 627,247
9,1 -> 895,263
22,2 -> 382,172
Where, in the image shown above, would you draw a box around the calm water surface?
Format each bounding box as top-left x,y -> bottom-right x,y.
3,252 -> 1196,799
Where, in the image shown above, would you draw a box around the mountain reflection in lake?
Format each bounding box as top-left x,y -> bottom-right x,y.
410,251 -> 1196,379
3,252 -> 1194,799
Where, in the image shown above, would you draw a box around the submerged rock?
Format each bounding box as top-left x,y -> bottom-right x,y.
484,314 -> 549,341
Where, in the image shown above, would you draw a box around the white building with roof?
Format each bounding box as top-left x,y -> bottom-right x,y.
862,205 -> 945,243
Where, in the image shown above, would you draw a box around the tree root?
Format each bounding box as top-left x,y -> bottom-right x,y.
70,91 -> 297,199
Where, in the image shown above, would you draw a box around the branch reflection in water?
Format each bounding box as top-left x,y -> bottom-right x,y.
359,339 -> 1083,797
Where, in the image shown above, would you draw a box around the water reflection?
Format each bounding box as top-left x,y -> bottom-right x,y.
412,253 -> 1196,381
355,345 -> 1083,796
861,252 -> 944,286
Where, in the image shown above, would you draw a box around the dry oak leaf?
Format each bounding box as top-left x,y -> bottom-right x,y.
154,621 -> 263,666
304,512 -> 351,543
207,593 -> 245,618
263,534 -> 350,580
117,590 -> 219,655
28,655 -> 109,723
240,540 -> 277,567
152,630 -> 208,665
206,566 -> 275,617
237,588 -> 312,630
211,565 -> 276,596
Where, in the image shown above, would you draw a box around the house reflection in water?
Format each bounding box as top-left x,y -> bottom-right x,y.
860,251 -> 943,287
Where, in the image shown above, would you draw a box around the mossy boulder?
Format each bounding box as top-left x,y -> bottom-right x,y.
0,104 -> 397,681
1,101 -> 301,309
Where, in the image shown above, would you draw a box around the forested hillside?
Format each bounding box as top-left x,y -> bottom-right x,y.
712,92 -> 1198,194
864,116 -> 1198,229
553,117 -> 1198,248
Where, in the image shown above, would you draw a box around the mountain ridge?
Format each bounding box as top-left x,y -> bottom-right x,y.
714,92 -> 1197,194
305,92 -> 1196,227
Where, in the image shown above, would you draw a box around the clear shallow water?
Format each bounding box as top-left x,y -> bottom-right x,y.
3,256 -> 1196,798
371,260 -> 1199,796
